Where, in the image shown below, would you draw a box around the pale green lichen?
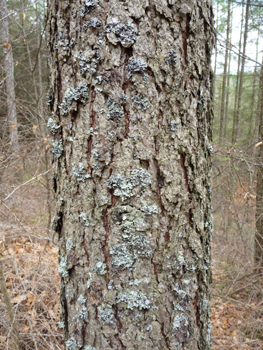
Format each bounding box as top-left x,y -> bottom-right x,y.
66,238 -> 74,251
78,295 -> 87,304
132,94 -> 148,111
51,140 -> 63,158
173,283 -> 187,299
171,120 -> 178,131
146,324 -> 153,332
59,82 -> 88,116
94,261 -> 107,275
79,212 -> 89,226
58,321 -> 65,329
66,337 -> 82,350
105,20 -> 136,47
84,346 -> 99,350
75,52 -> 98,75
127,57 -> 147,78
107,168 -> 151,199
59,255 -> 68,277
141,203 -> 158,215
79,304 -> 88,319
110,243 -> 135,269
51,215 -> 59,231
98,306 -> 114,323
73,163 -> 90,182
91,148 -> 99,159
84,17 -> 102,28
107,99 -> 124,122
173,313 -> 188,330
117,290 -> 151,310
80,0 -> 97,17
47,117 -> 60,135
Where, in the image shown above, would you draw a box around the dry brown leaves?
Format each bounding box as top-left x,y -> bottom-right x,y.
0,229 -> 63,350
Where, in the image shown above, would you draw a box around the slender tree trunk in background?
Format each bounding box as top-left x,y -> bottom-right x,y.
213,0 -> 219,99
219,0 -> 231,145
232,0 -> 250,144
224,3 -> 233,139
47,1 -> 214,349
0,0 -> 18,150
255,64 -> 263,271
21,0 -> 38,105
232,2 -> 244,144
250,58 -> 263,193
36,4 -> 52,233
248,30 -> 259,145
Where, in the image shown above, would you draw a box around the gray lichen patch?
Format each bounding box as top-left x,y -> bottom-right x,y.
141,203 -> 158,215
51,140 -> 63,158
66,337 -> 82,350
77,295 -> 87,304
107,168 -> 151,200
75,52 -> 98,75
107,98 -> 124,122
132,94 -> 148,111
110,243 -> 135,269
84,18 -> 102,28
47,117 -> 60,135
98,305 -> 114,323
79,212 -> 90,226
110,233 -> 153,271
84,346 -> 99,350
173,313 -> 188,330
117,290 -> 151,310
72,163 -> 90,182
171,120 -> 179,131
94,261 -> 107,275
80,0 -> 97,17
105,19 -> 137,47
59,82 -> 88,116
51,215 -> 59,231
127,57 -> 147,79
59,255 -> 68,277
66,238 -> 74,251
58,321 -> 65,329
165,49 -> 177,64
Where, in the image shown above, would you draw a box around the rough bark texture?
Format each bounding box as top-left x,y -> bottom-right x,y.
0,0 -> 18,148
255,63 -> 263,271
47,1 -> 214,349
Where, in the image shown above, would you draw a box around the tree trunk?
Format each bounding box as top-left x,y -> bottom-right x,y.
0,0 -> 18,149
213,0 -> 219,99
219,0 -> 231,145
232,1 -> 244,144
224,2 -> 233,140
47,1 -> 214,349
232,0 -> 250,144
248,30 -> 259,145
255,62 -> 263,271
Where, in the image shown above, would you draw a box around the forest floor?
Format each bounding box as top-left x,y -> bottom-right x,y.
0,179 -> 262,349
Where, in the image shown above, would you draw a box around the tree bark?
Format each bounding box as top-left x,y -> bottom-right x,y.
255,62 -> 263,271
0,0 -> 18,149
47,1 -> 214,349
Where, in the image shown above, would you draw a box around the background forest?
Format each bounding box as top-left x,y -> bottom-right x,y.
0,0 -> 262,349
